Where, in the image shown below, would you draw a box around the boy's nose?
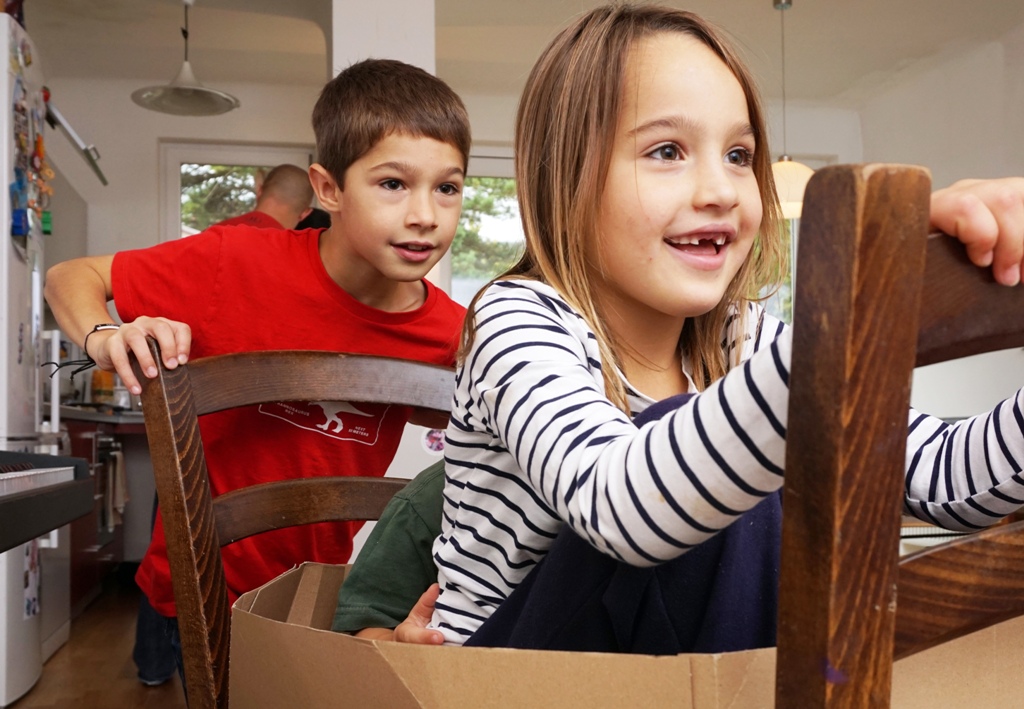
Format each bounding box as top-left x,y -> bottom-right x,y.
406,191 -> 439,231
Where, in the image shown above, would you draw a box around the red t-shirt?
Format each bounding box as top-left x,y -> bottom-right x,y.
214,210 -> 283,229
112,225 -> 464,616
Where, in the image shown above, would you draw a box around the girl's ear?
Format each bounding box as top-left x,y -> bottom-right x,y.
309,164 -> 342,212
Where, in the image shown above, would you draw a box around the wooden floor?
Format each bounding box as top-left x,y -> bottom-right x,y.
12,573 -> 187,709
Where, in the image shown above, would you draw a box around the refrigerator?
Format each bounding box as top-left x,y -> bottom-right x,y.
0,12 -> 71,706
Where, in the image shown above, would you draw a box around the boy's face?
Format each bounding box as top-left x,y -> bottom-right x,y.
324,133 -> 465,289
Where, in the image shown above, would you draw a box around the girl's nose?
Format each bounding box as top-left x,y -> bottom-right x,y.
693,161 -> 740,211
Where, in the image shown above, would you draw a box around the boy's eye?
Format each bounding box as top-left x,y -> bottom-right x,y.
648,143 -> 682,161
381,179 -> 404,191
438,183 -> 461,196
725,148 -> 754,167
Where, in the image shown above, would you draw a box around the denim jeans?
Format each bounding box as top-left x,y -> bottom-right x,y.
132,593 -> 183,687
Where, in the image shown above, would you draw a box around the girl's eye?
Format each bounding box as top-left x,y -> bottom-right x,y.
725,148 -> 754,167
648,143 -> 682,161
381,179 -> 404,191
438,183 -> 461,196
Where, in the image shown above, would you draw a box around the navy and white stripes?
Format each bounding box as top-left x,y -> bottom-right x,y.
429,279 -> 1024,644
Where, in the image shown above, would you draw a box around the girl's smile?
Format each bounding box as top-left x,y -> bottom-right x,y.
664,224 -> 737,270
591,32 -> 763,339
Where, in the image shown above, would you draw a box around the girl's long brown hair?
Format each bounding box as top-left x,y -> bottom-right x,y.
460,4 -> 786,412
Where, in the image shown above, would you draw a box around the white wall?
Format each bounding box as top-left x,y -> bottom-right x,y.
43,161 -> 87,274
44,77 -> 320,257
860,42 -> 1012,187
765,102 -> 863,166
857,25 -> 1024,417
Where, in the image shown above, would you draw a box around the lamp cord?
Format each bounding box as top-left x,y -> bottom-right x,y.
181,4 -> 189,62
780,6 -> 788,156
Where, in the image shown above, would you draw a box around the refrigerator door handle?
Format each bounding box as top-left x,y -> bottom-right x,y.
42,330 -> 61,435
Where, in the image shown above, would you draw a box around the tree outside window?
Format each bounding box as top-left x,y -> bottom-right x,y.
451,177 -> 523,306
179,164 -> 268,235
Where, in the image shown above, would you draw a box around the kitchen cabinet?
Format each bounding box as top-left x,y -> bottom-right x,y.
62,411 -> 145,616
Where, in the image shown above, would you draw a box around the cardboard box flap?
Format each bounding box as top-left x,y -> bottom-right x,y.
230,610 -> 425,709
688,651 -> 775,709
231,564 -> 424,709
241,563 -> 349,625
376,640 -> 774,709
376,642 -> 689,708
284,563 -> 346,629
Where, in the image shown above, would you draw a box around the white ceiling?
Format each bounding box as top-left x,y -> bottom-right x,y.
25,0 -> 1024,105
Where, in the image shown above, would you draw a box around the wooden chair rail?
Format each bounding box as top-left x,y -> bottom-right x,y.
895,520 -> 1024,659
917,234 -> 1024,366
213,476 -> 411,545
185,350 -> 455,416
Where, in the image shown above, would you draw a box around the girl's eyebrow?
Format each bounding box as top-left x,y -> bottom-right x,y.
628,116 -> 755,141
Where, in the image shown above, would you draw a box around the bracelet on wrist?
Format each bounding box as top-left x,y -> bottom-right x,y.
41,323 -> 120,383
82,323 -> 120,361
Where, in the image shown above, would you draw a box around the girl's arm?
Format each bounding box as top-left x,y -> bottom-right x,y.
462,285 -> 1022,568
456,285 -> 791,566
902,393 -> 1024,529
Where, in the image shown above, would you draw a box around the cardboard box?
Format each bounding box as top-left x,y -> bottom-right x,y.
230,563 -> 1024,708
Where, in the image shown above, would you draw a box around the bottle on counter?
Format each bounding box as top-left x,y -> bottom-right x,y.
91,369 -> 115,405
111,376 -> 132,411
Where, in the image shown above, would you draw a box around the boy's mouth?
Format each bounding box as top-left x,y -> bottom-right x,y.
393,241 -> 435,262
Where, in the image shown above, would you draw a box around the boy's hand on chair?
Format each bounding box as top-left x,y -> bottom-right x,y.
101,316 -> 192,396
929,177 -> 1024,287
393,583 -> 444,645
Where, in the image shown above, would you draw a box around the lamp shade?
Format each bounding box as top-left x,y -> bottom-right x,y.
772,157 -> 814,219
131,61 -> 240,117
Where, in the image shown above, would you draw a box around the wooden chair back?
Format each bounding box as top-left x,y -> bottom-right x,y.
133,344 -> 454,709
775,163 -> 1024,707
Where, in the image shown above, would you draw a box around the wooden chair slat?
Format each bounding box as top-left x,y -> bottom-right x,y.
777,163 -> 1024,708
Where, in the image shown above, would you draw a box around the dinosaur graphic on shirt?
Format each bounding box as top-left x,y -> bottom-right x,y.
315,401 -> 374,433
258,400 -> 387,444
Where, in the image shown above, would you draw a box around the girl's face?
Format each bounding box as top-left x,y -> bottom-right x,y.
590,32 -> 763,332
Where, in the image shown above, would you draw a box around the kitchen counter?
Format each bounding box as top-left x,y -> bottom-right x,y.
60,405 -> 144,425
0,452 -> 93,554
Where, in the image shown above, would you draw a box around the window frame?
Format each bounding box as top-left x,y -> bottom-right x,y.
158,141 -> 314,244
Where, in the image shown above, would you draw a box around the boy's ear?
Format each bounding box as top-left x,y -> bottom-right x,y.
308,164 -> 342,212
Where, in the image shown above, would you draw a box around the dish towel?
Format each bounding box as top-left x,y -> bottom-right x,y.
107,451 -> 128,531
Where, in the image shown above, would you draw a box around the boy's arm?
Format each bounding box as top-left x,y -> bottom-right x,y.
332,462 -> 446,640
929,177 -> 1024,286
354,585 -> 443,644
44,254 -> 192,395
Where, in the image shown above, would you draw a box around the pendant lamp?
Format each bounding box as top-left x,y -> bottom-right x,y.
770,0 -> 812,219
131,0 -> 240,117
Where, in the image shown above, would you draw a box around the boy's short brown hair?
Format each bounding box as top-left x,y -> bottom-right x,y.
312,58 -> 471,186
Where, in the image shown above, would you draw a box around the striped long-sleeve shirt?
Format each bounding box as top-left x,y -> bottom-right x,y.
429,279 -> 1024,645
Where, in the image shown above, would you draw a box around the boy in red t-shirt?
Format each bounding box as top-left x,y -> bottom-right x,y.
44,58 -> 469,684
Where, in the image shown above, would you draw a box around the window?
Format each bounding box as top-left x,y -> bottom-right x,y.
451,176 -> 523,306
761,154 -> 836,324
179,164 -> 268,236
159,142 -> 314,242
447,149 -> 523,306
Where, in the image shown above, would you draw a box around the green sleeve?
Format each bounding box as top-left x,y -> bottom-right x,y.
331,461 -> 445,633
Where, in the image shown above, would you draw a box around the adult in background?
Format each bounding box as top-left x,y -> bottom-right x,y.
216,163 -> 314,230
